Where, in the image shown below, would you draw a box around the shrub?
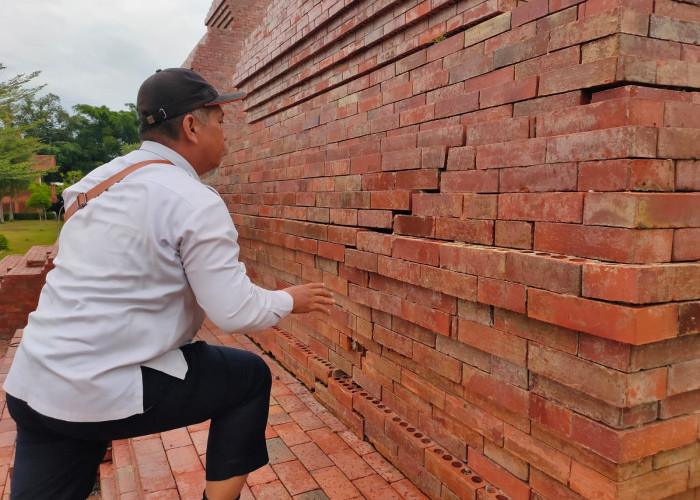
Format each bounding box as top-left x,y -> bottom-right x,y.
0,233 -> 8,251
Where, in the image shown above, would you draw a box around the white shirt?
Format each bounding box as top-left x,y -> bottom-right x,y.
4,141 -> 293,422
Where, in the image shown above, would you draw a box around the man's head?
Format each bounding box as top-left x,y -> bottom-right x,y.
136,68 -> 245,174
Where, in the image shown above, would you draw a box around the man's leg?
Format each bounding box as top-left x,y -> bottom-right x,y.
7,341 -> 272,500
8,396 -> 108,500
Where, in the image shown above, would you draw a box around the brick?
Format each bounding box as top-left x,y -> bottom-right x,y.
658,127 -> 700,159
392,236 -> 440,266
440,243 -> 507,279
463,364 -> 530,417
630,334 -> 700,370
401,369 -> 446,409
679,301 -> 700,335
480,75 -> 539,108
619,463 -> 691,499
357,231 -> 392,255
464,12 -> 512,48
529,394 -> 573,437
570,413 -> 698,462
674,228 -> 700,262
381,149 -> 421,171
547,126 -> 657,163
499,163 -> 578,193
498,193 -> 584,223
495,220 -> 533,250
514,91 -> 586,117
485,437 -> 529,480
529,343 -> 666,407
650,14 -> 700,44
549,8 -> 648,51
396,168 -> 440,189
458,318 -> 527,366
512,0 -> 549,27
534,222 -> 673,263
505,251 -> 581,294
584,192 -> 700,229
419,265 -> 478,302
539,57 -> 618,96
476,277 -> 527,314
424,446 -> 486,499
370,190 -> 412,210
463,194 -> 498,220
412,193 -> 463,217
358,209 -> 392,229
435,218 -> 494,245
537,98 -> 664,137
413,342 -> 462,383
435,91 -> 480,118
668,358 -> 700,396
582,262 -> 700,303
578,159 -> 675,192
467,448 -> 531,500
676,160 -> 700,190
569,461 -> 617,500
466,117 -> 530,147
441,170 -> 499,193
504,425 -> 571,483
401,299 -> 452,337
394,215 -> 435,237
476,138 -> 547,169
656,59 -> 700,88
530,467 -> 585,500
464,67 -> 514,95
515,46 -> 580,79
528,288 -> 678,344
446,146 -> 476,170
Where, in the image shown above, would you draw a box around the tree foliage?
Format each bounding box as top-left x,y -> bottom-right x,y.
0,63 -> 45,222
25,182 -> 53,220
1,63 -> 140,219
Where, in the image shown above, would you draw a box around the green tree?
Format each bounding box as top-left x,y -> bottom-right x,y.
0,63 -> 46,222
66,103 -> 139,175
26,182 -> 52,221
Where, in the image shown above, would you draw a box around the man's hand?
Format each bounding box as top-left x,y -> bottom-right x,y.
284,283 -> 335,315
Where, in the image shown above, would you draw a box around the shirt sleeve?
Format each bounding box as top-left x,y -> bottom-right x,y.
178,196 -> 294,334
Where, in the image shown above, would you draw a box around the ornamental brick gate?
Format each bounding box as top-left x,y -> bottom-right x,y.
183,0 -> 700,498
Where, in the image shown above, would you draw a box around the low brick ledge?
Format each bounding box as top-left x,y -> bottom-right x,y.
0,323 -> 451,500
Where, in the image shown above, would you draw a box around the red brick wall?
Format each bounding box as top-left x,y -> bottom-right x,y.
0,246 -> 56,338
194,1 -> 700,498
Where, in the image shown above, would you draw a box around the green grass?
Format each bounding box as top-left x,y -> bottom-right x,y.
0,219 -> 63,259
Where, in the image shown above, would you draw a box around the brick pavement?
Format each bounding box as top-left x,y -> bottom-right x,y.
0,322 -> 429,500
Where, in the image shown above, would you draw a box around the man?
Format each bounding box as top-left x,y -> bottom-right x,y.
3,68 -> 335,500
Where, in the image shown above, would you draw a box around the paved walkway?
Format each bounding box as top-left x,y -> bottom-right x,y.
0,321 -> 429,500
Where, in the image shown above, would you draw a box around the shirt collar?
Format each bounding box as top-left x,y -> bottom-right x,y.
138,141 -> 201,181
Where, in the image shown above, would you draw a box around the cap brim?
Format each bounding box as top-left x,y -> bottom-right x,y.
206,91 -> 247,105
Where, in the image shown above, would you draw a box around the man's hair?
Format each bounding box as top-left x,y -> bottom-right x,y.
138,107 -> 210,142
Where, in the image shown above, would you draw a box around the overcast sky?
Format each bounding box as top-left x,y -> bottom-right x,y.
0,0 -> 214,111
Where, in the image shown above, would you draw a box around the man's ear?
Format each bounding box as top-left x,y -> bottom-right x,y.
181,114 -> 199,144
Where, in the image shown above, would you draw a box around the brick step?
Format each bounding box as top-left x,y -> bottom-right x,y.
0,255 -> 23,277
98,459 -> 118,500
24,245 -> 57,268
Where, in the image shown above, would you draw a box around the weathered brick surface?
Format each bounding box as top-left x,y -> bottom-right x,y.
5,0 -> 700,499
192,6 -> 699,498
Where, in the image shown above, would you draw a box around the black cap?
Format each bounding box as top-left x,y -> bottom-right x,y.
137,68 -> 246,125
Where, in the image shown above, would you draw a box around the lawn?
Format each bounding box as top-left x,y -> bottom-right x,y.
0,219 -> 63,259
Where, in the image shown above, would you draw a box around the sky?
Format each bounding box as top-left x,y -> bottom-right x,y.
0,0 -> 215,111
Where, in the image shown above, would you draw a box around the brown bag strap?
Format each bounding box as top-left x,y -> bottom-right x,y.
64,159 -> 173,221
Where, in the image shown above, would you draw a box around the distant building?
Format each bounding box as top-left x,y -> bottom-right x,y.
1,155 -> 58,215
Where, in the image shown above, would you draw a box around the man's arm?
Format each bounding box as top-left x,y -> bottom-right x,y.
179,199 -> 333,333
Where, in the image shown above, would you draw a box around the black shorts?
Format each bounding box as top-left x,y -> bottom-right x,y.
7,340 -> 272,500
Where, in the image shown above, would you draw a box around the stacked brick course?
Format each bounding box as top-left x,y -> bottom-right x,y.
185,0 -> 700,498
0,245 -> 56,338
